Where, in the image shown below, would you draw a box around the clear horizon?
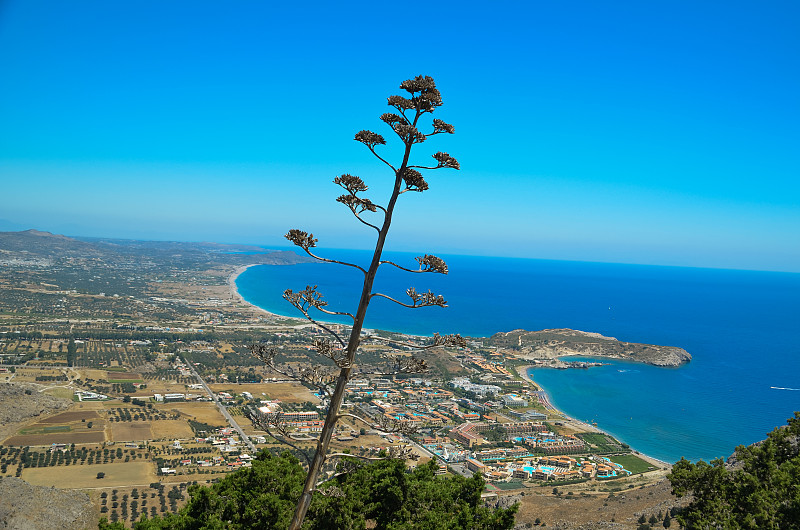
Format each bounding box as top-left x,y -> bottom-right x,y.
4,226 -> 798,275
1,1 -> 798,273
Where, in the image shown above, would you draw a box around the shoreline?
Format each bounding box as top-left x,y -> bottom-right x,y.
230,263 -> 672,470
518,363 -> 672,469
227,264 -> 302,322
228,265 -> 257,306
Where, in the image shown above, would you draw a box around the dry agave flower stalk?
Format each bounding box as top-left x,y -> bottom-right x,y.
256,76 -> 462,530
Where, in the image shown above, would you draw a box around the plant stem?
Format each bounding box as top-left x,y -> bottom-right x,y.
287,140 -> 413,530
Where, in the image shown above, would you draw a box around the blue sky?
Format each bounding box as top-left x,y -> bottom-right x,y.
1,1 -> 798,272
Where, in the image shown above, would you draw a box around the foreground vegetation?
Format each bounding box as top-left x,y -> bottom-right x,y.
99,453 -> 517,529
668,412 -> 800,529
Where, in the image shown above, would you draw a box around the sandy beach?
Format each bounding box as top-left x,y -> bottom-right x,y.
227,264 -> 313,329
227,264 -> 256,305
226,264 -> 284,318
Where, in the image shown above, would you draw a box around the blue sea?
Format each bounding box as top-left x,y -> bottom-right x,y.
236,249 -> 800,463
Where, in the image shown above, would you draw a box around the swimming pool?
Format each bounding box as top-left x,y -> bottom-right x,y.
522,465 -> 555,473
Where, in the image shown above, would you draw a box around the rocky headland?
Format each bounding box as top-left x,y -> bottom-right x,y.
487,328 -> 692,367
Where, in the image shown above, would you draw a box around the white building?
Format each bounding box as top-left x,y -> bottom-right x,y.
502,394 -> 528,408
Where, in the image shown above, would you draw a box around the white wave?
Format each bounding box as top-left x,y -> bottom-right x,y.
770,386 -> 800,391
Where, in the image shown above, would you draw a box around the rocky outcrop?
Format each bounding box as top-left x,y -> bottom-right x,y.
486,328 -> 691,367
0,382 -> 73,443
0,383 -> 72,426
0,477 -> 96,530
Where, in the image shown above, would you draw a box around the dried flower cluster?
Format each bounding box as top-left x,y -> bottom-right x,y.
400,167 -> 428,192
399,75 -> 442,113
336,193 -> 378,214
406,287 -> 447,307
285,229 -> 317,250
416,254 -> 448,274
392,355 -> 428,373
314,339 -> 351,368
248,343 -> 278,364
354,130 -> 386,147
432,118 -> 455,134
333,173 -> 368,194
283,285 -> 328,312
433,151 -> 460,170
432,332 -> 468,348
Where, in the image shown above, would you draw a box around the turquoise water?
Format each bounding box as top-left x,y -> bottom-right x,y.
524,465 -> 555,473
236,250 -> 800,463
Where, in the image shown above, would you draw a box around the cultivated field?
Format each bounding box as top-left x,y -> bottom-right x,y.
3,407 -> 107,446
40,410 -> 101,423
106,371 -> 142,382
8,367 -> 67,382
22,461 -> 156,488
110,422 -> 153,442
5,430 -> 105,446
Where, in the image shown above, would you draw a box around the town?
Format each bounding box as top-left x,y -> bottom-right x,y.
0,231 -> 671,527
1,322 -> 662,527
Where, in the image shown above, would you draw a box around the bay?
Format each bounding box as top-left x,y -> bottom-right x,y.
236,249 -> 800,463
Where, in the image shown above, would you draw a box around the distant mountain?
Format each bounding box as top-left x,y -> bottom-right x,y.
0,228 -> 310,267
0,229 -> 99,256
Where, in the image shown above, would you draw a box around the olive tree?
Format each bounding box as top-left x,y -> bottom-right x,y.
249,75 -> 464,529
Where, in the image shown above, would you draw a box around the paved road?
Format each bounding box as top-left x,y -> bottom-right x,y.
180,356 -> 257,453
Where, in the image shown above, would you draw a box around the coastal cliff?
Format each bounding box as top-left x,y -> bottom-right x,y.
486,328 -> 692,367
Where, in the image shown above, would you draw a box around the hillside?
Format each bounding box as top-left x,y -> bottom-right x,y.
0,229 -> 305,269
0,382 -> 73,442
0,476 -> 96,530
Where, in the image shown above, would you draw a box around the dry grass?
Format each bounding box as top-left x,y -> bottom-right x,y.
139,381 -> 191,394
161,402 -> 227,425
80,369 -> 109,380
10,367 -> 65,382
209,382 -> 318,403
42,387 -> 75,399
151,420 -> 194,440
218,343 -> 236,354
513,478 -> 679,529
74,401 -> 106,412
232,414 -> 257,433
22,461 -> 156,489
106,371 -> 142,381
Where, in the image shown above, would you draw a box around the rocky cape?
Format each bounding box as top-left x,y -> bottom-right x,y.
486,328 -> 692,367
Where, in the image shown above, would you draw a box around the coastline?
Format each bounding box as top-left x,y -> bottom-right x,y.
228,265 -> 257,307
227,264 -> 297,321
520,363 -> 672,469
231,263 -> 672,470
